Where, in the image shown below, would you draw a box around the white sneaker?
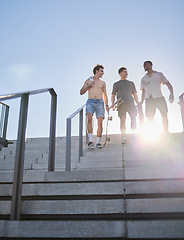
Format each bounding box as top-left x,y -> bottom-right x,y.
88,141 -> 94,148
122,136 -> 127,144
96,143 -> 103,149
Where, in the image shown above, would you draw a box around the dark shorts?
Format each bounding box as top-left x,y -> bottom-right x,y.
145,96 -> 168,118
118,102 -> 137,118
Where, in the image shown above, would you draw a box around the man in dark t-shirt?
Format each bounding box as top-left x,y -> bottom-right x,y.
111,67 -> 139,143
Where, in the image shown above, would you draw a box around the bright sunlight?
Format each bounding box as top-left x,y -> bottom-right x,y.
139,121 -> 162,142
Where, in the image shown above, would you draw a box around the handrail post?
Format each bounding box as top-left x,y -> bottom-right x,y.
65,104 -> 85,171
0,105 -> 5,137
10,93 -> 29,220
179,94 -> 184,132
2,105 -> 9,139
79,109 -> 83,157
66,118 -> 71,171
48,90 -> 57,171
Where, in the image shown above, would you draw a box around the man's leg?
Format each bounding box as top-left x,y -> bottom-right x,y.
87,113 -> 93,133
120,116 -> 127,143
120,116 -> 126,135
162,114 -> 168,132
130,115 -> 136,133
95,100 -> 105,147
147,115 -> 154,123
128,105 -> 137,133
87,113 -> 94,145
145,97 -> 156,123
97,117 -> 103,137
118,103 -> 127,143
95,117 -> 103,148
157,97 -> 168,133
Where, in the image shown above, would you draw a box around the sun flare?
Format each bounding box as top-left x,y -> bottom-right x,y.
139,122 -> 162,142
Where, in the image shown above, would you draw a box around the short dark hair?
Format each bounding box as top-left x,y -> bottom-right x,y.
144,61 -> 153,66
118,67 -> 127,75
93,64 -> 104,75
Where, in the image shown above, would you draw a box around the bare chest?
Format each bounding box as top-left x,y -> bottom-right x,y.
88,81 -> 104,99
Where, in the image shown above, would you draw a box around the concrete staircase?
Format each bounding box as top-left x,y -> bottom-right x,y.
0,133 -> 184,239
0,136 -> 83,172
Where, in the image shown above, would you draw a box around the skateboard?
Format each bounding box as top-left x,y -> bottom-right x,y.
112,98 -> 124,111
102,98 -> 123,148
103,110 -> 113,148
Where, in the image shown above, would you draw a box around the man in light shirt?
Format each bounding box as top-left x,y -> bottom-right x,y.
140,61 -> 174,133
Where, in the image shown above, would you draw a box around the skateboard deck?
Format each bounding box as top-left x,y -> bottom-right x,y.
113,98 -> 124,111
103,111 -> 112,148
103,99 -> 123,148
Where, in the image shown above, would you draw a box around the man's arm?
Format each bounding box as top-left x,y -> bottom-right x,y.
165,81 -> 174,103
141,89 -> 145,104
132,83 -> 139,105
133,93 -> 139,105
80,79 -> 94,95
111,82 -> 117,108
140,77 -> 145,104
102,82 -> 109,111
111,94 -> 115,109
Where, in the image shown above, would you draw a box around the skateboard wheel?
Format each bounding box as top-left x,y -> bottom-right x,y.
107,137 -> 110,141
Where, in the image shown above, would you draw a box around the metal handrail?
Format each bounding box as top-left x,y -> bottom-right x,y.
0,88 -> 53,101
0,102 -> 9,140
0,88 -> 57,220
66,104 -> 86,171
179,93 -> 184,132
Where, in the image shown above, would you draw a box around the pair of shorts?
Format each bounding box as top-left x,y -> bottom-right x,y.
118,102 -> 137,118
145,96 -> 168,118
86,99 -> 105,118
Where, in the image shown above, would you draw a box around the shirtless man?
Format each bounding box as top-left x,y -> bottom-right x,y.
80,64 -> 109,148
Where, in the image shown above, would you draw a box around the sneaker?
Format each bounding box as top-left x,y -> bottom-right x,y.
96,143 -> 103,149
122,136 -> 127,144
88,141 -> 94,148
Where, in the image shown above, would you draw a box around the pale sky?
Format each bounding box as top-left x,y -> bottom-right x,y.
0,0 -> 184,139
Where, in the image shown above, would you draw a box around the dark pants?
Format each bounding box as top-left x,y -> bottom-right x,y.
145,96 -> 168,119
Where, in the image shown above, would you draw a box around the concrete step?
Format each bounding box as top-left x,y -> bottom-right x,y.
0,170 -> 124,183
124,166 -> 184,179
0,220 -> 184,238
126,198 -> 184,213
0,181 -> 125,197
0,220 -> 125,238
0,199 -> 125,215
75,161 -> 123,169
0,162 -> 32,171
1,198 -> 184,216
124,179 -> 184,195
